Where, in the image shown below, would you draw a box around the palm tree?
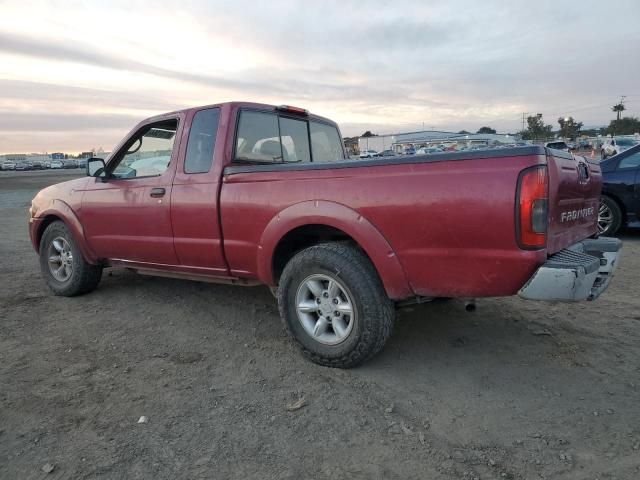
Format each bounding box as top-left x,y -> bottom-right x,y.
612,103 -> 626,121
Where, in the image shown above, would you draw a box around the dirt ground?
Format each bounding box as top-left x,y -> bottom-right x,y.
1,170 -> 639,480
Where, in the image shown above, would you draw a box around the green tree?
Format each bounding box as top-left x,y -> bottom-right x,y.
477,126 -> 496,134
361,131 -> 376,137
604,116 -> 640,136
520,115 -> 553,141
557,116 -> 583,140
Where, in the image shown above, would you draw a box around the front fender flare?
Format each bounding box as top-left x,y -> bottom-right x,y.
36,200 -> 99,264
256,200 -> 413,300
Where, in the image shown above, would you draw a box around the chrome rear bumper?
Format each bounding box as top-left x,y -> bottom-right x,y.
518,237 -> 622,301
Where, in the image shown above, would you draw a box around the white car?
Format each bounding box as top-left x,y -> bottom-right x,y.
50,160 -> 64,169
544,141 -> 570,152
416,147 -> 443,155
601,137 -> 638,159
2,161 -> 16,170
359,149 -> 378,158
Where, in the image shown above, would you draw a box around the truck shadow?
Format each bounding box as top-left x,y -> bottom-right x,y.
92,267 -> 638,435
94,258 -> 634,398
96,267 -> 623,375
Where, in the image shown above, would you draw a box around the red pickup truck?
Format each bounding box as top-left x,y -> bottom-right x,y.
29,102 -> 621,367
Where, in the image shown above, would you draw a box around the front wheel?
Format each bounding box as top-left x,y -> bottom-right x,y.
277,242 -> 394,368
598,196 -> 623,236
39,221 -> 103,296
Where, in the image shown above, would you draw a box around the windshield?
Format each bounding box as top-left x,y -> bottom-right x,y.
616,138 -> 637,146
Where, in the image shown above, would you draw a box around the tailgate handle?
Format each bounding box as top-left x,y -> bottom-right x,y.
150,187 -> 166,198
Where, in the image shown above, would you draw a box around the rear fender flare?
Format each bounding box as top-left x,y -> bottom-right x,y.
257,200 -> 412,299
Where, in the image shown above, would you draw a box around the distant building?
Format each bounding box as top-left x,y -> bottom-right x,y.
51,152 -> 65,160
27,154 -> 49,163
1,153 -> 27,162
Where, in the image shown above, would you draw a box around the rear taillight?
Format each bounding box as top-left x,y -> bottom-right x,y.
517,165 -> 548,249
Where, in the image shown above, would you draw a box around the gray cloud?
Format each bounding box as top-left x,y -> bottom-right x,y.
1,0 -> 640,151
0,79 -> 183,113
0,31 -> 290,95
0,112 -> 139,132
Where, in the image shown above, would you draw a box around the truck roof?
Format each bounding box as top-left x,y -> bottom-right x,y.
147,101 -> 338,126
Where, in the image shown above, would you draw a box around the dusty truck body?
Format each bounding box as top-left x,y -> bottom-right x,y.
29,102 -> 622,367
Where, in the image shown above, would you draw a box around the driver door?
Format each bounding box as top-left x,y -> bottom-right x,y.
80,115 -> 183,265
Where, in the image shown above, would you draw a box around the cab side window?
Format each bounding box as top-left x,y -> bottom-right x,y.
184,108 -> 220,174
110,119 -> 178,179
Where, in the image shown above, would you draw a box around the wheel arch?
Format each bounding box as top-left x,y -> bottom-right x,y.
257,201 -> 413,300
35,201 -> 99,264
601,192 -> 627,220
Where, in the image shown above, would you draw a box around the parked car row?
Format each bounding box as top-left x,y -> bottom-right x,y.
0,159 -> 89,171
357,142 -> 529,158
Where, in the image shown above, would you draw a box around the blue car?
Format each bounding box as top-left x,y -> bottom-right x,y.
403,147 -> 416,155
599,143 -> 640,235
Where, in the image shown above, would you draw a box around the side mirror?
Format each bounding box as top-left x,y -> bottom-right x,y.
87,158 -> 106,178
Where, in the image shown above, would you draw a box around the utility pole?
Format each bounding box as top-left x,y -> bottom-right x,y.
617,95 -> 626,121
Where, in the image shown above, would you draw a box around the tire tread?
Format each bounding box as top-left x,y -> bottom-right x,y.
40,221 -> 102,296
277,242 -> 394,368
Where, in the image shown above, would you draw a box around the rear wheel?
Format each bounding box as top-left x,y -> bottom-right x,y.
598,196 -> 622,236
277,242 -> 394,368
39,221 -> 102,296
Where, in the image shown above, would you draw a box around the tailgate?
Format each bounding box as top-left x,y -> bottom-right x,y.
546,150 -> 601,254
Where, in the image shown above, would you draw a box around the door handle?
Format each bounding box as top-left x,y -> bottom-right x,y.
150,187 -> 166,198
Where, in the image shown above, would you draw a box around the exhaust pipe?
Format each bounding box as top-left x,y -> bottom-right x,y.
464,300 -> 476,312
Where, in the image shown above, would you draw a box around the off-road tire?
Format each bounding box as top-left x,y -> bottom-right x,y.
277,242 -> 394,368
39,221 -> 102,296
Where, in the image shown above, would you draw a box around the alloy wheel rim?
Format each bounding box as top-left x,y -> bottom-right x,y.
295,274 -> 356,345
597,201 -> 613,234
48,236 -> 73,282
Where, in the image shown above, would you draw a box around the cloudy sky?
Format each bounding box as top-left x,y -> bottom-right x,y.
1,0 -> 639,153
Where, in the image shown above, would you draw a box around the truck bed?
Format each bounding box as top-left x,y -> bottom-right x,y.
221,146 -> 600,299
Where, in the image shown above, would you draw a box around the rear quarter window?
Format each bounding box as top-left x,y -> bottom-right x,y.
235,111 -> 283,163
234,110 -> 345,164
184,108 -> 220,174
279,117 -> 311,163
